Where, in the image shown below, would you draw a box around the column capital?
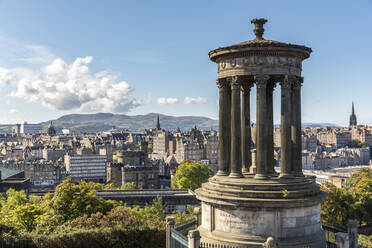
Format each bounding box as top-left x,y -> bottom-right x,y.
230,76 -> 242,89
293,77 -> 303,89
281,75 -> 296,88
216,78 -> 229,89
241,82 -> 253,94
254,74 -> 270,88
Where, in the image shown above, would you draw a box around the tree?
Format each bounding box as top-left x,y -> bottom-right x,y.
344,168 -> 372,225
37,177 -> 117,230
119,182 -> 137,190
321,168 -> 372,227
347,139 -> 368,148
0,188 -> 43,232
320,182 -> 353,228
171,160 -> 213,191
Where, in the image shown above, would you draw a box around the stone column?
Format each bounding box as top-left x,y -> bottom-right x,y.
291,77 -> 304,177
227,84 -> 231,174
266,81 -> 276,175
347,219 -> 358,248
166,216 -> 175,248
254,74 -> 270,179
216,78 -> 230,176
241,82 -> 252,174
279,75 -> 294,178
188,229 -> 201,248
193,207 -> 201,226
229,76 -> 243,178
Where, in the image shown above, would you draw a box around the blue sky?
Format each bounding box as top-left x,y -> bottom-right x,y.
0,0 -> 371,126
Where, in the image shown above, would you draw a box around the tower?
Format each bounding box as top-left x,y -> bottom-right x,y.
349,101 -> 357,126
47,121 -> 56,137
156,114 -> 161,130
195,18 -> 326,247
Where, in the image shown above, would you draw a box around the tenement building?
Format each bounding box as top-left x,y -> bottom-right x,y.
195,19 -> 326,247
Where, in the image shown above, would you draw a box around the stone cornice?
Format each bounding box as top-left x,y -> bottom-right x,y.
209,42 -> 311,62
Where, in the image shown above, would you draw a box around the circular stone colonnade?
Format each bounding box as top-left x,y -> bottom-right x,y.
195,19 -> 326,248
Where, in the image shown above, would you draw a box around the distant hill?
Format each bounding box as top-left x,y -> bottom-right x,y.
44,113 -> 219,132
301,122 -> 338,128
0,114 -> 339,133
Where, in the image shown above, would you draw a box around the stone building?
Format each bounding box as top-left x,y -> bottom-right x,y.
203,130 -> 218,165
168,139 -> 177,155
107,163 -> 159,189
351,126 -> 372,146
42,148 -> 66,162
175,137 -> 204,163
273,127 -> 281,147
302,133 -> 318,152
121,164 -> 159,189
151,116 -> 169,160
0,160 -> 65,186
195,19 -> 326,247
107,150 -> 159,189
114,150 -> 147,165
316,128 -> 351,147
65,154 -> 107,183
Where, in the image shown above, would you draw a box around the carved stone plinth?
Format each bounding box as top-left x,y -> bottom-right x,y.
195,176 -> 326,248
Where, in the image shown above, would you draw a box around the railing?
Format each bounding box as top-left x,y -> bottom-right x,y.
175,219 -> 197,235
171,228 -> 188,248
199,242 -> 245,248
171,219 -> 198,248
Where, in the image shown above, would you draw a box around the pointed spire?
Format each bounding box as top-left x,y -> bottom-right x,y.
349,101 -> 357,127
156,114 -> 160,130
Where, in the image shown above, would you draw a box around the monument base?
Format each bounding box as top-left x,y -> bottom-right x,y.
195,175 -> 326,248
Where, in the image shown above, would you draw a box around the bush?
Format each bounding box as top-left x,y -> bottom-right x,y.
359,234 -> 372,248
0,179 -> 194,247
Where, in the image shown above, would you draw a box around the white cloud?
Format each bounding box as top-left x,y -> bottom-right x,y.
157,97 -> 179,105
4,56 -> 140,113
15,45 -> 56,65
9,109 -> 18,114
0,35 -> 56,66
184,97 -> 207,104
0,67 -> 12,86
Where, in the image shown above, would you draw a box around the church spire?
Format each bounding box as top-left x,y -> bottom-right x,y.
156,114 -> 160,130
349,101 -> 357,127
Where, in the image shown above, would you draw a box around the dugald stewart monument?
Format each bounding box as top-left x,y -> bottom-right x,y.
195,18 -> 327,247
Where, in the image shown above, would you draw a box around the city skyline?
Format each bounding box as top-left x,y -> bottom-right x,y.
0,1 -> 371,126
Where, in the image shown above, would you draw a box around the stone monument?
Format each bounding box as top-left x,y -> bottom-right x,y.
195,18 -> 326,247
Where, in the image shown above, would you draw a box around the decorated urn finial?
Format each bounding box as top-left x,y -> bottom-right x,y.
251,18 -> 267,40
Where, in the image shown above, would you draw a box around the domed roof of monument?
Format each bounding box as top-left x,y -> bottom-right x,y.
47,121 -> 56,136
209,18 -> 312,62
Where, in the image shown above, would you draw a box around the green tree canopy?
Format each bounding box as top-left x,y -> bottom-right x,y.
171,160 -> 213,191
347,139 -> 368,148
37,177 -> 117,230
321,167 -> 372,228
0,188 -> 42,232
